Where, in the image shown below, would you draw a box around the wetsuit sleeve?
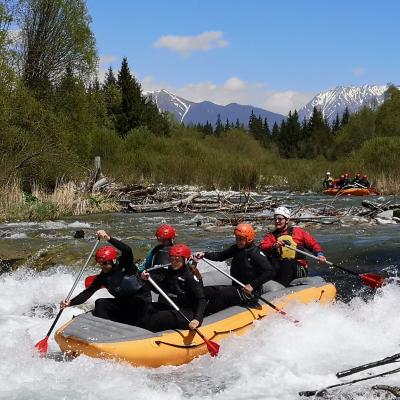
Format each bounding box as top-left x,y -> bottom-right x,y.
296,228 -> 324,256
204,244 -> 237,262
185,273 -> 207,324
259,233 -> 276,252
138,249 -> 153,272
69,273 -> 106,306
108,236 -> 136,274
248,248 -> 276,289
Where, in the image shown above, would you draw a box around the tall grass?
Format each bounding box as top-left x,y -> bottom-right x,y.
97,127 -> 371,192
0,179 -> 119,222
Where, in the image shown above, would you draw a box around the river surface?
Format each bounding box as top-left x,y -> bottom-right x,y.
1,192 -> 399,399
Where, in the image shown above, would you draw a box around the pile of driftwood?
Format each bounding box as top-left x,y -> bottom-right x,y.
358,200 -> 400,219
125,189 -> 277,214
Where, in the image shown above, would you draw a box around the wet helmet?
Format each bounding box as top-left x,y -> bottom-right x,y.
274,206 -> 291,219
95,246 -> 117,264
169,244 -> 191,260
234,223 -> 256,243
155,224 -> 176,240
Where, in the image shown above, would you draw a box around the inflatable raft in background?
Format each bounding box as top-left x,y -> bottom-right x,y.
323,187 -> 380,196
55,273 -> 336,368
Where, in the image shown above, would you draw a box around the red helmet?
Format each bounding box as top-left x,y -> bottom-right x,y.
95,246 -> 117,264
344,173 -> 349,178
155,224 -> 176,240
169,244 -> 191,260
363,175 -> 368,179
234,223 -> 256,243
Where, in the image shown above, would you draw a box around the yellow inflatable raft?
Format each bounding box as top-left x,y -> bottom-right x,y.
55,275 -> 336,367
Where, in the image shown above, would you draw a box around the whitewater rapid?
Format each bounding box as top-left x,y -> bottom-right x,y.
1,267 -> 400,400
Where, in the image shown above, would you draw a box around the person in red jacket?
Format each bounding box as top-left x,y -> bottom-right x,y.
259,207 -> 326,286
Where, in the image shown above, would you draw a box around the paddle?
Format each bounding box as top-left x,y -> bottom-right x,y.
147,276 -> 220,357
84,264 -> 172,288
299,365 -> 400,397
336,352 -> 400,378
282,242 -> 384,289
201,257 -> 300,324
34,239 -> 100,355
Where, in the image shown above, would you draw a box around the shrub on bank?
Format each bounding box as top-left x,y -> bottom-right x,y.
0,180 -> 119,222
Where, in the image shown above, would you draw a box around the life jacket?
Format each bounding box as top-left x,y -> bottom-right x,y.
151,244 -> 172,267
160,266 -> 201,310
272,227 -> 307,263
105,261 -> 144,298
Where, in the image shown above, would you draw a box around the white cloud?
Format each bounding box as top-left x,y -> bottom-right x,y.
352,67 -> 366,76
142,75 -> 315,114
154,31 -> 229,55
99,55 -> 117,65
223,77 -> 247,91
262,91 -> 315,114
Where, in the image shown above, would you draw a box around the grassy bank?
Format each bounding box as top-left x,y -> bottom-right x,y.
96,127 -> 394,193
0,180 -> 119,223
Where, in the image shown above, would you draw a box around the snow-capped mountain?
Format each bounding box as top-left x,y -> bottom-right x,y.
298,85 -> 390,122
143,89 -> 285,126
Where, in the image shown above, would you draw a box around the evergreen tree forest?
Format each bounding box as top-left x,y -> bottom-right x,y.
1,0 -> 400,197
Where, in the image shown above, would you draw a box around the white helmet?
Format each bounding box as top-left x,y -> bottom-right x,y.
274,206 -> 291,219
326,171 -> 331,175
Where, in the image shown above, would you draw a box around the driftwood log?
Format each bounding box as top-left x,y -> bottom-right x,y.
358,200 -> 400,218
128,193 -> 200,212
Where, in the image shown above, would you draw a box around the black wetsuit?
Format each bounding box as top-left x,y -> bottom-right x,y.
69,237 -> 151,325
142,265 -> 207,332
203,243 -> 277,314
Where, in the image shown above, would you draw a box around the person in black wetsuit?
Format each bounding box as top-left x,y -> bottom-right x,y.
140,244 -> 207,332
60,230 -> 151,326
195,223 -> 277,314
138,224 -> 176,274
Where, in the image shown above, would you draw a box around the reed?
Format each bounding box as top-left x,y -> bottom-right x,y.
0,179 -> 119,222
374,174 -> 400,195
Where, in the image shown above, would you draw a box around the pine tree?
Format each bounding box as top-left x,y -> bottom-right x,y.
277,110 -> 302,157
224,118 -> 230,131
304,106 -> 332,158
235,118 -> 241,129
203,120 -> 213,135
215,113 -> 223,135
271,121 -> 280,142
115,57 -> 142,136
332,113 -> 340,134
103,67 -> 117,88
264,117 -> 270,136
341,106 -> 350,127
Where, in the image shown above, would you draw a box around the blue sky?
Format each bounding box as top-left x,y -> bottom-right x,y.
87,0 -> 400,114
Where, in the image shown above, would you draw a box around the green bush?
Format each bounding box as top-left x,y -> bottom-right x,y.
357,136 -> 400,173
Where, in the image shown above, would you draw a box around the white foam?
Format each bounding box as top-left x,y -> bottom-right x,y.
1,268 -> 399,399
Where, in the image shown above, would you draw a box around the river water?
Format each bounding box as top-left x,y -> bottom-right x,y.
1,192 -> 399,399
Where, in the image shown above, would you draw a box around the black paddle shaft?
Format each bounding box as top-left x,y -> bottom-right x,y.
45,239 -> 99,338
337,353 -> 400,378
299,366 -> 400,397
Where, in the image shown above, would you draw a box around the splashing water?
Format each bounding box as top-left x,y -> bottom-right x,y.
1,267 -> 400,400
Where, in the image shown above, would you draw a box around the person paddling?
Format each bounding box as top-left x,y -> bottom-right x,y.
138,224 -> 176,273
195,223 -> 277,314
260,207 -> 326,286
141,244 -> 207,332
60,230 -> 151,325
